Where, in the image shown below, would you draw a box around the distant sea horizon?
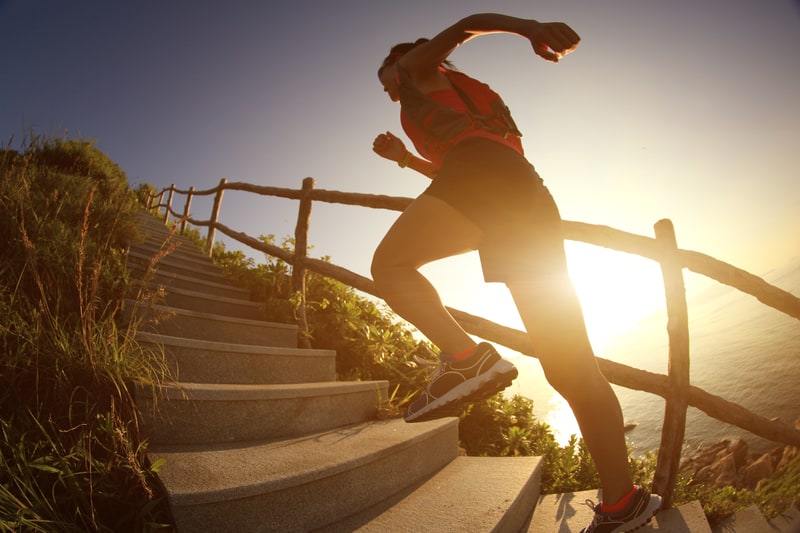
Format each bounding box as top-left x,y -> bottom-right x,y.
505,256 -> 800,456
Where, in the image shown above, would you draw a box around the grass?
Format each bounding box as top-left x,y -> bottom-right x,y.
0,136 -> 174,531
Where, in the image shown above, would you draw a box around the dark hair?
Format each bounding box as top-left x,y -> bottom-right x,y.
377,38 -> 455,79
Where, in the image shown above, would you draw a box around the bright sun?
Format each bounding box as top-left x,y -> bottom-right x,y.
563,241 -> 666,351
423,241 -> 667,353
421,242 -> 669,446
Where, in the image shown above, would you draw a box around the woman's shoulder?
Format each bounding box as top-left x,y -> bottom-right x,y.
399,62 -> 452,93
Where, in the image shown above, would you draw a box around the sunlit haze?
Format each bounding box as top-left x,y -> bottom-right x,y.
3,0 -> 799,356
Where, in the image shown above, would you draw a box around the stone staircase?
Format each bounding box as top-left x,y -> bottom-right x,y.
126,211 -> 793,532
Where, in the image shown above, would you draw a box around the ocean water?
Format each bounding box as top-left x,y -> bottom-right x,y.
505,257 -> 800,456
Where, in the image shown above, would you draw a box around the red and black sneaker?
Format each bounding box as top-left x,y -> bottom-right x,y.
580,487 -> 662,533
404,342 -> 518,423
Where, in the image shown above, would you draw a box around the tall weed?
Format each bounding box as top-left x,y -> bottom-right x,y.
0,136 -> 172,531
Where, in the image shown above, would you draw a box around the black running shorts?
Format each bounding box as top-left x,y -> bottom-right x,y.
423,137 -> 568,283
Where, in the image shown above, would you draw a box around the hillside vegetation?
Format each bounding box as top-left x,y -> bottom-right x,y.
0,137 -> 172,531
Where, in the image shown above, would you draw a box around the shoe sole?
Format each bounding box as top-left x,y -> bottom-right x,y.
404,359 -> 518,423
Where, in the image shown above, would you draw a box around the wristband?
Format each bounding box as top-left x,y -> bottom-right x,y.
398,152 -> 412,168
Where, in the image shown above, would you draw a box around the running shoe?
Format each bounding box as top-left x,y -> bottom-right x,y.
580,487 -> 662,533
404,342 -> 518,423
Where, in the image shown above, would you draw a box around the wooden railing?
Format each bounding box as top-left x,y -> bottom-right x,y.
145,178 -> 800,507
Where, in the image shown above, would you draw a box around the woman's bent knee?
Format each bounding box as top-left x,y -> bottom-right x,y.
371,245 -> 400,282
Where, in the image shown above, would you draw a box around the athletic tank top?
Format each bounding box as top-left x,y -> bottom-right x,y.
398,69 -> 524,168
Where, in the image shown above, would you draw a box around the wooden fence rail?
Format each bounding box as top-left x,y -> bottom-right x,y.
146,178 -> 800,507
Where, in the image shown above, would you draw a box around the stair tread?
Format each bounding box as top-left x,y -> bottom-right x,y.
127,301 -> 299,347
768,505 -> 800,533
127,249 -> 225,278
133,218 -> 205,246
148,417 -> 458,506
149,379 -> 388,400
131,240 -> 213,264
133,282 -> 261,308
127,300 -> 296,328
136,331 -> 334,357
133,211 -> 540,532
711,504 -> 773,533
132,268 -> 249,295
131,235 -> 207,252
529,490 -> 712,532
329,455 -> 541,533
136,332 -> 337,385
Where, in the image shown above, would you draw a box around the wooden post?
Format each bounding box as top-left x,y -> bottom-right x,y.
181,186 -> 194,235
652,219 -> 691,508
293,177 -> 315,349
165,184 -> 175,226
206,178 -> 227,257
158,190 -> 166,217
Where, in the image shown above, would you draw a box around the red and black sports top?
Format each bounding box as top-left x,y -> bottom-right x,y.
397,66 -> 524,168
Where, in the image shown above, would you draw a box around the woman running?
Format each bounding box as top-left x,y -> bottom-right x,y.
371,13 -> 661,532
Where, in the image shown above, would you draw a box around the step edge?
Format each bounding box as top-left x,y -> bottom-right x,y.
130,269 -> 249,294
126,301 -> 297,329
136,331 -> 334,356
141,380 -> 389,401
130,242 -> 214,267
127,249 -> 224,278
133,281 -> 261,308
151,418 -> 459,506
331,456 -> 543,533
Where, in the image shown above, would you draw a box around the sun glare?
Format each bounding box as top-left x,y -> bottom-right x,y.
545,394 -> 582,444
422,242 -> 667,353
564,241 -> 666,352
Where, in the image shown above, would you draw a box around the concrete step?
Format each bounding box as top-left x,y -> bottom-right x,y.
127,248 -> 229,285
133,281 -> 263,320
148,418 -> 460,533
132,210 -> 558,533
329,456 -> 542,533
125,301 -> 298,347
528,490 -> 712,532
769,505 -> 800,533
132,216 -> 211,259
136,332 -> 336,384
136,379 -> 389,445
711,504 -> 775,533
133,209 -> 196,229
132,268 -> 250,300
132,239 -> 217,270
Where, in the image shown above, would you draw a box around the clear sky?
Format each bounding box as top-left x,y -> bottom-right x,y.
3,0 -> 799,348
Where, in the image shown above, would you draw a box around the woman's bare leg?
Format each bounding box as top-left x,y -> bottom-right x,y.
507,275 -> 633,504
371,194 -> 483,355
373,193 -> 633,501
